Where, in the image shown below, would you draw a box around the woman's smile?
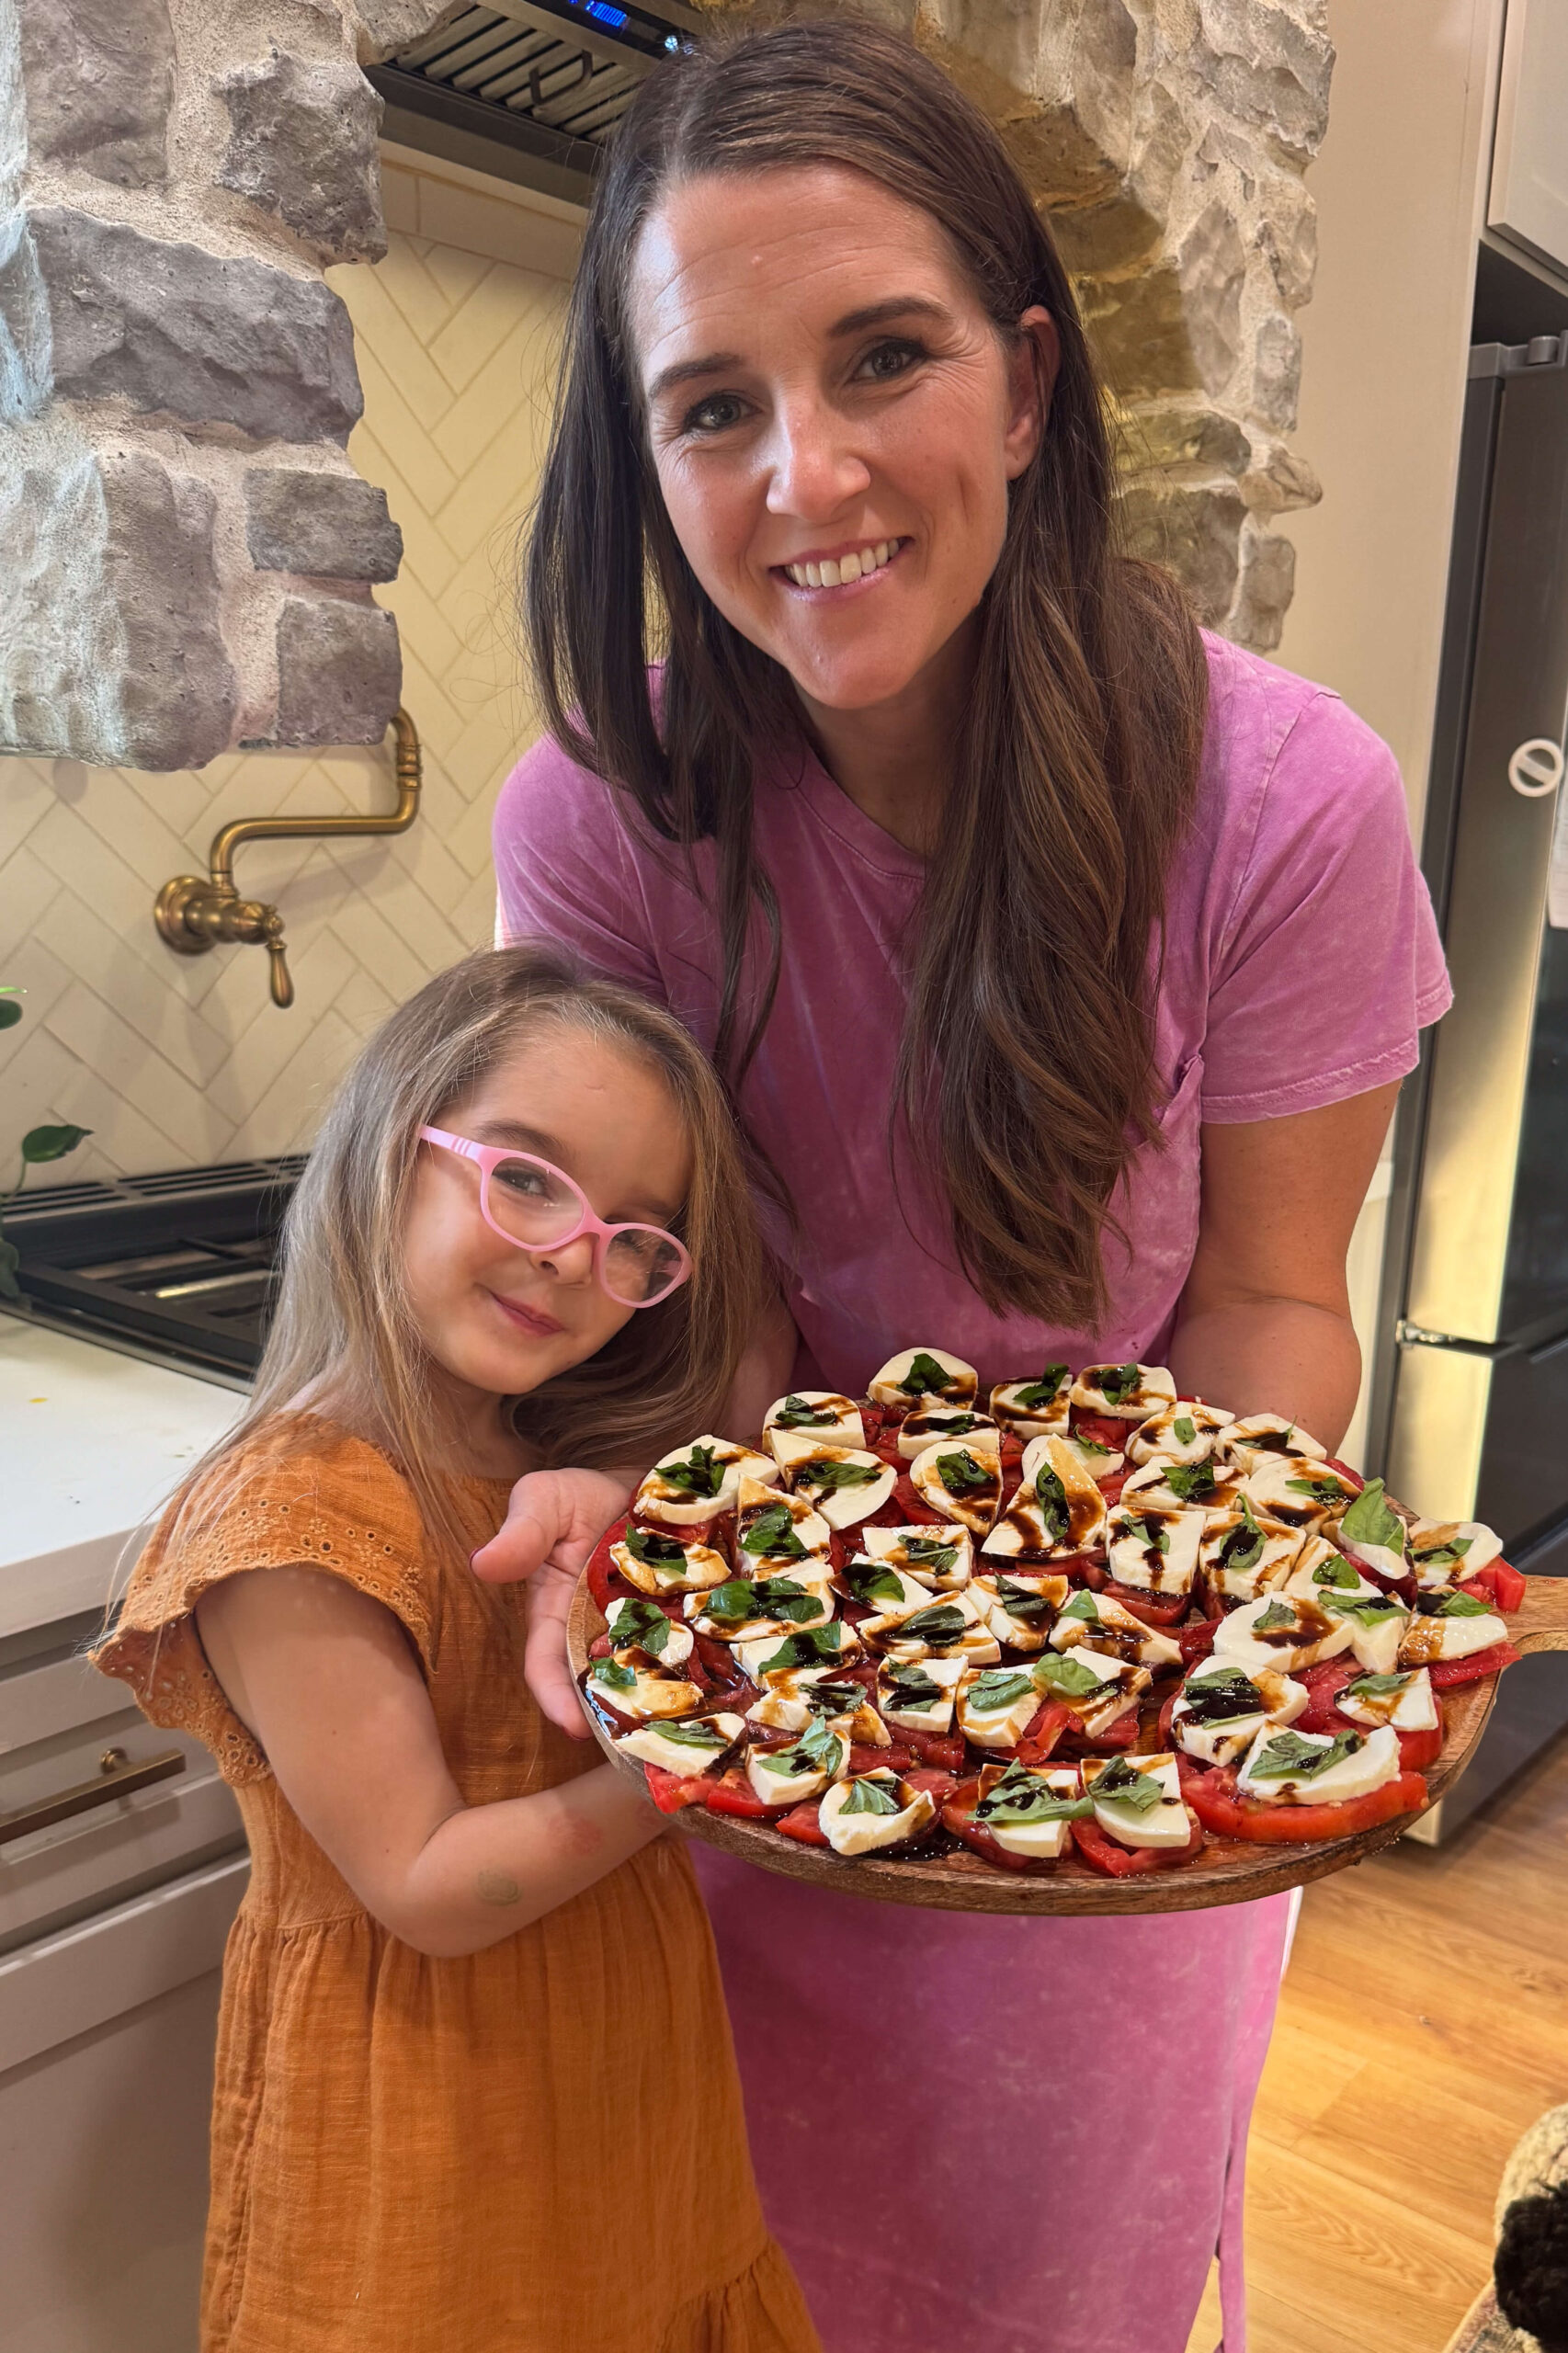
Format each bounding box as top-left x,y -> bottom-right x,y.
775,535 -> 911,594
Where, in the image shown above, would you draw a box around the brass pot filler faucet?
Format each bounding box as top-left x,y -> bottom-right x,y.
154,707 -> 423,1007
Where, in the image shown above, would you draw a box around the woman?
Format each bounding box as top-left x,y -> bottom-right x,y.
483,20 -> 1450,2350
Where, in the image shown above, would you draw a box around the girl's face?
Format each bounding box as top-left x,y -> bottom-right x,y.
403,1023 -> 692,1411
629,164 -> 1053,718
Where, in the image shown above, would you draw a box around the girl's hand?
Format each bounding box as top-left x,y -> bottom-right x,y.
472,1468 -> 631,1738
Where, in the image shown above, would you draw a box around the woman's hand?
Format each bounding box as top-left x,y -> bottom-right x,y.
472,1468 -> 631,1739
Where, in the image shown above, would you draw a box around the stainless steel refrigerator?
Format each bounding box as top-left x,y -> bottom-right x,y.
1372,324 -> 1568,1837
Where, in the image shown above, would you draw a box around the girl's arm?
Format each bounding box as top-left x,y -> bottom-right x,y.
195,1567 -> 663,1959
1167,1081 -> 1400,1456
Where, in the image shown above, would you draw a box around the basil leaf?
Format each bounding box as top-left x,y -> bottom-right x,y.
1327,1594 -> 1404,1625
1217,1495 -> 1265,1574
753,1578 -> 825,1624
756,1626 -> 846,1674
1249,1729 -> 1362,1781
965,1670 -> 1036,1712
1033,1463 -> 1071,1542
590,1659 -> 637,1691
1346,1672 -> 1415,1699
937,1449 -> 993,1495
772,1394 -> 840,1428
762,1720 -> 844,1779
654,1719 -> 730,1751
699,1580 -> 764,1628
740,1504 -> 809,1560
1437,1587 -> 1493,1618
902,1535 -> 960,1573
623,1526 -> 690,1568
1074,1436 -> 1113,1458
846,1563 -> 907,1607
806,1458 -> 881,1492
806,1681 -> 867,1716
1097,1364 -> 1142,1404
994,1577 -> 1051,1619
1164,1461 -> 1216,1502
1032,1651 -> 1104,1698
661,1443 -> 725,1497
912,1412 -> 983,1437
1187,1665 -> 1261,1700
1092,1757 -> 1163,1813
607,1597 -> 670,1648
1285,1474 -> 1349,1506
1414,1533 -> 1472,1567
1173,1415 -> 1197,1447
899,1351 -> 953,1395
1058,1588 -> 1100,1621
1013,1365 -> 1069,1409
841,1776 -> 902,1815
975,1765 -> 1095,1826
1252,1599 -> 1298,1633
1311,1552 -> 1364,1591
883,1665 -> 943,1706
1337,1476 -> 1407,1559
1119,1515 -> 1170,1553
895,1603 -> 968,1645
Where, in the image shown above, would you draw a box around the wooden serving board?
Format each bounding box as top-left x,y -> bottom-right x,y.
567,1572 -> 1568,1915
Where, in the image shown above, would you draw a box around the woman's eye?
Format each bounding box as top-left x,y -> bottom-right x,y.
858,338 -> 924,383
681,392 -> 748,435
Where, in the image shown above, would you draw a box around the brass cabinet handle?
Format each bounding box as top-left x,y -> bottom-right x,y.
0,1746 -> 187,1847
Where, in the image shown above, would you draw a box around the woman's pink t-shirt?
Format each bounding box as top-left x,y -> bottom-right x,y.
495,632 -> 1451,1386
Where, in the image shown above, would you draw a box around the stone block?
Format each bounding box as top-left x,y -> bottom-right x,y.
1178,199 -> 1246,393
0,208 -> 51,424
219,50 -> 387,264
349,0 -> 466,61
1124,397 -> 1250,476
1253,310 -> 1301,431
17,0 -> 175,188
105,452 -> 239,766
25,208 -> 362,442
1195,0 -> 1335,161
271,595 -> 401,745
1230,524 -> 1296,650
244,468 -> 403,579
1079,257 -> 1200,401
1118,477 -> 1244,626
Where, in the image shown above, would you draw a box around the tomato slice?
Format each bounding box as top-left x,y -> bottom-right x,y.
1097,1470 -> 1131,1507
704,1771 -> 781,1821
850,1740 -> 915,1775
891,1474 -> 947,1524
585,1516 -> 633,1613
642,1763 -> 713,1813
941,1777 -> 1061,1874
1059,1705 -> 1142,1754
1101,1578 -> 1188,1628
903,1766 -> 960,1807
1322,1457 -> 1366,1493
1176,1617 -> 1218,1665
1014,1697 -> 1074,1765
776,1800 -> 830,1847
1070,1812 -> 1204,1875
1294,1661 -> 1359,1732
1177,1756 -> 1427,1842
1460,1561 -> 1527,1614
1073,1411 -> 1131,1449
1427,1642 -> 1521,1689
901,1727 -> 967,1773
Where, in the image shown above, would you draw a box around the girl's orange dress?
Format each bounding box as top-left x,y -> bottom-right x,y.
94,1419 -> 819,2353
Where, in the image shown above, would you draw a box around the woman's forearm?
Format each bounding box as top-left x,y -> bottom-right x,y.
1166,1297 -> 1363,1459
394,1764 -> 665,1959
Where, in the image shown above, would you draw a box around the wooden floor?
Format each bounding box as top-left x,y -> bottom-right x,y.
1185,1727 -> 1568,2353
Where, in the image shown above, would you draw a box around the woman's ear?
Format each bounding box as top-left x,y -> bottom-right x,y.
1004,306 -> 1061,480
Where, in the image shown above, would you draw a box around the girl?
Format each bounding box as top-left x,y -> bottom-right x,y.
93,946 -> 820,2353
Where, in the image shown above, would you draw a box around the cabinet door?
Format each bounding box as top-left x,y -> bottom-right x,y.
1491,0 -> 1568,275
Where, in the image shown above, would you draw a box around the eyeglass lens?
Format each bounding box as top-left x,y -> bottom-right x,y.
485,1154 -> 683,1304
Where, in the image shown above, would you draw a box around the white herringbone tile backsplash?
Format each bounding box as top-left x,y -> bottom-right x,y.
0,150 -> 579,1187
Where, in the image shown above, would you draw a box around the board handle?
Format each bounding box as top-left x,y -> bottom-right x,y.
1515,1574 -> 1568,1654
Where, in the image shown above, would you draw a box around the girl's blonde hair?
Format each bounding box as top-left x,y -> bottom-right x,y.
180,944 -> 766,1557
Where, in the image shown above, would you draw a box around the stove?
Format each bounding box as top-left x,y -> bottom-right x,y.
4,1159 -> 301,1389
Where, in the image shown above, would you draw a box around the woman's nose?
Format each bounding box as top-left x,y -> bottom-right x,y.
532,1234 -> 596,1288
764,395 -> 871,520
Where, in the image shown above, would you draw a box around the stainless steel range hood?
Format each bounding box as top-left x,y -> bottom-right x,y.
369,0 -> 703,206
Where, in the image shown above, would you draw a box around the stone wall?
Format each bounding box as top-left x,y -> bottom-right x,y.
0,0 -> 1329,776
0,0 -> 415,768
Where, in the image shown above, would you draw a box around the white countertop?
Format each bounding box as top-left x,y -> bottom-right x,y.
0,1313 -> 244,1641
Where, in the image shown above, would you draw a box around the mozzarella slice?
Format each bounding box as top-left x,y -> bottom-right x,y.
684,1575 -> 835,1643
1197,1507 -> 1301,1604
1235,1721 -> 1402,1806
616,1712 -> 745,1776
896,1407 -> 999,1461
957,1665 -> 1049,1748
910,1431 -> 1003,1535
837,1560 -> 933,1620
1068,1362 -> 1177,1422
971,1762 -> 1085,1859
636,1437 -> 778,1526
733,1476 -> 833,1565
601,1597 -> 697,1669
734,1622 -> 861,1682
1283,1546 -> 1409,1671
1335,1667 -> 1439,1733
1033,1645 -> 1150,1734
744,1666 -> 870,1733
1126,1401 -> 1230,1465
585,1658 -> 707,1722
1408,1518 -> 1503,1587
1120,1456 -> 1243,1517
988,1372 -> 1072,1439
1399,1597 -> 1508,1665
876,1654 -> 966,1732
986,1435 -> 1107,1560
1240,1457 -> 1358,1533
745,1728 -> 848,1807
1105,1503 -> 1204,1596
867,1346 -> 978,1409
859,1522 -> 973,1589
1169,1663 -> 1306,1767
1284,1545 -> 1383,1607
610,1532 -> 731,1597
1215,1414 -> 1325,1472
762,1390 -> 866,1449
1211,1591 -> 1355,1675
863,1586 -> 983,1654
968,1572 -> 1063,1653
1055,1433 -> 1126,1480
1084,1752 -> 1194,1849
1049,1587 -> 1182,1669
818,1771 -> 937,1855
769,1431 -> 897,1528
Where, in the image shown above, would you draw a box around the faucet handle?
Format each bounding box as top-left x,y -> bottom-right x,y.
262,909 -> 293,1009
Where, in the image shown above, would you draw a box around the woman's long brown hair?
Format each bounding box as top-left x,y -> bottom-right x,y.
526,17 -> 1210,1331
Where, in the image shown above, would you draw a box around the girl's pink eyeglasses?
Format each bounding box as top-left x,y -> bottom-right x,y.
418,1127 -> 691,1307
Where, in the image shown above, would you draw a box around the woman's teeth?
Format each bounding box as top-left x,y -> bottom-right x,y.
785,540 -> 894,589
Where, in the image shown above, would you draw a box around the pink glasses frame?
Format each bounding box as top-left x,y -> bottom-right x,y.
417,1126 -> 691,1307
